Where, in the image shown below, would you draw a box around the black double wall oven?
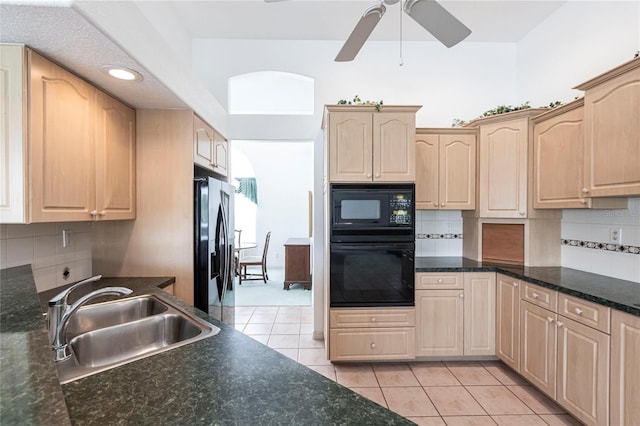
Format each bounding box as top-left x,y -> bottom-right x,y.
330,183 -> 415,308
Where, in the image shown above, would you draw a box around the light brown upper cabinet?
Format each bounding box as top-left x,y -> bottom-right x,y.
325,105 -> 420,183
29,50 -> 135,222
575,57 -> 640,197
416,128 -> 476,210
532,99 -> 626,209
194,114 -> 228,177
468,110 -> 545,218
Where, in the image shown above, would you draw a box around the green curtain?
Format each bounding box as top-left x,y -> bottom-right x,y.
235,177 -> 258,204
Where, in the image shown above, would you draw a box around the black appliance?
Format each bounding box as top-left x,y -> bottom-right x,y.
329,183 -> 415,308
194,177 -> 235,323
330,183 -> 414,242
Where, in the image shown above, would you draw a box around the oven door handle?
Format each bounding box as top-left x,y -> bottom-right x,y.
330,242 -> 414,251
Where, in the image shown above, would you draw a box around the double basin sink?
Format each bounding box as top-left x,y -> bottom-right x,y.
56,294 -> 220,384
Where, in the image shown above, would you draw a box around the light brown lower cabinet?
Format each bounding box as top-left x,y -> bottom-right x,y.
495,274 -> 520,371
416,289 -> 464,356
610,310 -> 640,426
328,308 -> 415,361
518,283 -> 611,426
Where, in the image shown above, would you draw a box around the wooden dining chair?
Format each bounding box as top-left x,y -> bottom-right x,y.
234,229 -> 242,276
239,232 -> 271,284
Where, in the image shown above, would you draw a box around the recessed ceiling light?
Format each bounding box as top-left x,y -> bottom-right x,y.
101,65 -> 143,82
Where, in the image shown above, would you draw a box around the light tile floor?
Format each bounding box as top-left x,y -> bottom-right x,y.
235,306 -> 583,426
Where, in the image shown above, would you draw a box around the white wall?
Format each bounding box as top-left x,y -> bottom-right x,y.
233,141 -> 313,269
516,1 -> 640,106
0,222 -> 92,292
192,39 -> 518,139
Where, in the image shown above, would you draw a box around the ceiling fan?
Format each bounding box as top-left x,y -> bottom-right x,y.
265,0 -> 471,62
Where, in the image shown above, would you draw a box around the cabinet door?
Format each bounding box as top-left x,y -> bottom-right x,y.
496,274 -> 520,371
463,273 -> 495,356
479,118 -> 528,218
373,112 -> 415,182
212,132 -> 228,177
29,51 -> 96,222
583,66 -> 640,197
556,316 -> 610,426
610,310 -> 640,426
440,134 -> 476,210
533,105 -> 588,208
415,134 -> 439,209
193,115 -> 215,170
328,111 -> 372,182
416,289 -> 464,356
520,300 -> 557,399
95,90 -> 135,220
0,45 -> 27,223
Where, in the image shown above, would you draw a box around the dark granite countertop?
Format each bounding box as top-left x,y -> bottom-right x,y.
416,257 -> 640,316
2,265 -> 412,426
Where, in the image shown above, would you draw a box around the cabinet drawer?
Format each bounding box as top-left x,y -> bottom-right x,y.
330,308 -> 415,328
329,327 -> 415,361
416,273 -> 463,289
521,281 -> 557,311
558,294 -> 610,334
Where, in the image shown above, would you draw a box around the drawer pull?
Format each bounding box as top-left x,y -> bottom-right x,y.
532,292 -> 539,299
556,321 -> 564,328
513,282 -> 519,287
370,317 -> 376,322
437,279 -> 443,283
547,317 -> 554,323
574,308 -> 583,315
459,293 -> 464,298
433,202 -> 438,207
370,343 -> 376,349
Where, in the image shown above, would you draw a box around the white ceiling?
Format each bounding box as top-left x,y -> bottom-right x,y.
170,0 -> 566,43
0,0 -> 568,112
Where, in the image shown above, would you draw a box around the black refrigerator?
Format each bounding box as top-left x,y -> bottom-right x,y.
194,177 -> 235,324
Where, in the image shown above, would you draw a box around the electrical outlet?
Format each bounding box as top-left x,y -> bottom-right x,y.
610,228 -> 622,244
62,229 -> 73,248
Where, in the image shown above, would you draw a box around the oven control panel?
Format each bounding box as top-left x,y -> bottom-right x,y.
390,193 -> 412,225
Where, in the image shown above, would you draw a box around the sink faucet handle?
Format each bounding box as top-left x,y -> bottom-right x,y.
48,275 -> 103,307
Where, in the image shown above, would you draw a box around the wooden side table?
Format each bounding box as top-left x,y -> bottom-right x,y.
284,238 -> 311,290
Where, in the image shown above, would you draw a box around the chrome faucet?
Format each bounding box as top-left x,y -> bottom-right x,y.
47,275 -> 132,362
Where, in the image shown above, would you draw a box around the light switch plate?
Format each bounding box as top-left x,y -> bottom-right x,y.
62,229 -> 73,248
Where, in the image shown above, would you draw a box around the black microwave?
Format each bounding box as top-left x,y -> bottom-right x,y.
330,183 -> 414,242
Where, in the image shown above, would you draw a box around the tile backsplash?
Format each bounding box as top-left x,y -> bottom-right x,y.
415,210 -> 463,257
0,222 -> 92,292
561,197 -> 640,283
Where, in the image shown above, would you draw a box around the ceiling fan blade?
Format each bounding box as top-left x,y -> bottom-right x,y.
335,3 -> 386,62
403,0 -> 471,48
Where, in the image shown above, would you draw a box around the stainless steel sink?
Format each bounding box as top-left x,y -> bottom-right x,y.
55,294 -> 219,384
65,295 -> 169,340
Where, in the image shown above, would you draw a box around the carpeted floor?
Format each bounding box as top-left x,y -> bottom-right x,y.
235,267 -> 311,307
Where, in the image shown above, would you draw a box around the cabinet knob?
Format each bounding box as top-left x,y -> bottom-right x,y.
519,211 -> 525,216
574,308 -> 583,315
582,188 -> 589,193
441,203 -> 445,207
366,173 -> 372,178
370,343 -> 376,349
98,210 -> 106,217
437,279 -> 443,283
556,321 -> 564,328
90,210 -> 98,217
459,293 -> 464,298
532,292 -> 539,299
370,317 -> 376,322
375,174 -> 380,178
433,202 -> 438,207
547,317 -> 554,323
513,282 -> 519,288
580,199 -> 587,204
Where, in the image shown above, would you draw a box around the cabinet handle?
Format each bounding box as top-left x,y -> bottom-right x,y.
574,308 -> 583,315
547,317 -> 554,323
437,279 -> 443,283
375,174 -> 380,178
532,292 -> 539,299
366,173 -> 372,178
441,203 -> 445,207
582,188 -> 589,193
519,211 -> 525,216
370,317 -> 376,322
556,321 -> 564,328
513,282 -> 519,287
433,202 -> 438,207
90,210 -> 98,217
98,210 -> 106,217
580,199 -> 587,204
370,343 -> 376,349
459,293 -> 464,298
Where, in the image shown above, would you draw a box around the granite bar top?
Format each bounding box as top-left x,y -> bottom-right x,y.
416,257 -> 640,316
2,266 -> 412,425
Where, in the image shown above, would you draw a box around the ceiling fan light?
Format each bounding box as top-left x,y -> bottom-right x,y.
335,3 -> 387,62
403,0 -> 471,48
